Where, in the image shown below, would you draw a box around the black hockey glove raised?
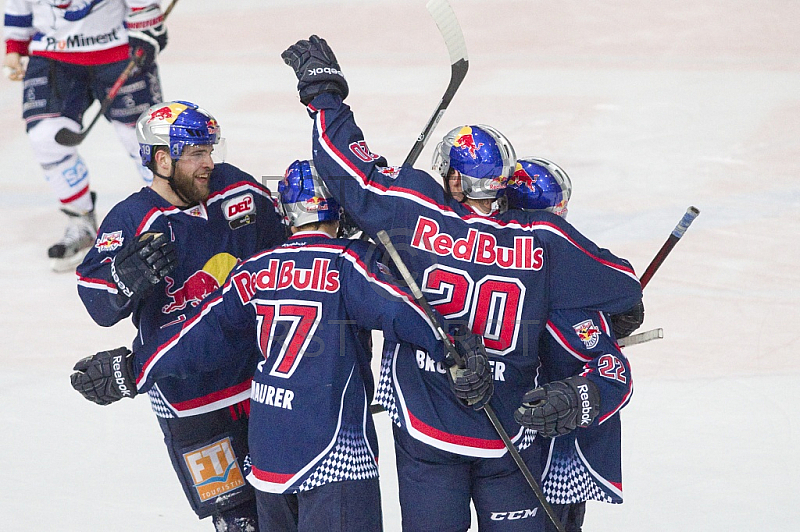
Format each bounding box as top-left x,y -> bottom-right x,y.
125,5 -> 168,69
609,299 -> 645,339
514,376 -> 600,438
446,326 -> 494,410
111,232 -> 177,300
281,35 -> 348,105
71,347 -> 138,406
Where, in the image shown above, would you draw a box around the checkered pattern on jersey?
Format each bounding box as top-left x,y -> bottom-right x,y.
147,387 -> 175,418
517,427 -> 537,452
543,444 -> 614,504
374,351 -> 401,425
297,425 -> 379,492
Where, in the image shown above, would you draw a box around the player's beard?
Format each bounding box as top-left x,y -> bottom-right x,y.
172,167 -> 211,204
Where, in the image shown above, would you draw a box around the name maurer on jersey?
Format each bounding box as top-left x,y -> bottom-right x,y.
411,216 -> 544,270
44,29 -> 122,51
232,258 -> 340,304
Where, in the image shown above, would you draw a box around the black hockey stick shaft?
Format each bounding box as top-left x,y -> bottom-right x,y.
375,230 -> 567,532
639,206 -> 700,289
403,0 -> 469,167
54,0 -> 179,147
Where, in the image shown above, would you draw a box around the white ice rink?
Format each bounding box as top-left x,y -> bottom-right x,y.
1,1 -> 798,530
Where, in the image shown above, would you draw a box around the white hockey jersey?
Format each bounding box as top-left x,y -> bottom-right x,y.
3,1 -> 158,64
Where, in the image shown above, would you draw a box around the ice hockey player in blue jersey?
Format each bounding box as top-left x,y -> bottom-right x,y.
71,101 -> 286,531
71,158 -> 493,532
282,35 -> 643,531
500,157 -> 638,531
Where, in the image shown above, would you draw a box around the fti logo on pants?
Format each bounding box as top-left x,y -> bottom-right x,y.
183,437 -> 245,502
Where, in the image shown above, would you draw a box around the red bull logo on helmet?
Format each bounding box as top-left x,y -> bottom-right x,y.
508,163 -> 535,188
94,230 -> 124,252
162,270 -> 220,314
454,126 -> 484,159
303,196 -> 328,212
573,319 -> 601,349
148,103 -> 189,124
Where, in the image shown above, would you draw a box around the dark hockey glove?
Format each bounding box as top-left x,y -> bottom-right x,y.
514,376 -> 600,438
71,347 -> 138,406
125,5 -> 168,69
446,326 -> 494,410
609,299 -> 645,339
281,35 -> 348,105
111,232 -> 177,300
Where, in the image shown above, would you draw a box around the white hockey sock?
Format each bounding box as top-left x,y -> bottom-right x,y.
112,120 -> 153,185
28,118 -> 94,213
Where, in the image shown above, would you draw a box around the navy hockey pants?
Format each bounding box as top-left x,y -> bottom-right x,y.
255,478 -> 382,532
393,424 -> 545,531
157,401 -> 257,522
22,55 -> 161,130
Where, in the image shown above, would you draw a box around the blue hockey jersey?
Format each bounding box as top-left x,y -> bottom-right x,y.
132,232 -> 449,494
539,309 -> 631,504
305,93 -> 642,457
76,163 -> 286,418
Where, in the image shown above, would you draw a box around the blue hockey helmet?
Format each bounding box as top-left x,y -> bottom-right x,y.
278,160 -> 341,227
501,157 -> 572,218
432,125 -> 516,200
136,101 -> 224,166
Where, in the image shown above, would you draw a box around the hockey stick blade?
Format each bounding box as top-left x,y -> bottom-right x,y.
375,230 -> 567,532
403,0 -> 469,167
617,328 -> 664,348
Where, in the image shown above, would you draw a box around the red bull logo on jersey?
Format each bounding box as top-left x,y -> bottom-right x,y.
94,230 -> 124,252
162,270 -> 220,314
454,126 -> 484,159
182,437 -> 246,503
376,165 -> 401,179
573,319 -> 601,349
232,258 -> 340,304
410,216 -> 543,270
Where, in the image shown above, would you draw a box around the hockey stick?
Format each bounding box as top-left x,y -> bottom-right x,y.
357,0 -> 468,242
376,230 -> 567,532
639,206 -> 700,289
404,0 -> 469,167
54,0 -> 179,147
617,328 -> 663,348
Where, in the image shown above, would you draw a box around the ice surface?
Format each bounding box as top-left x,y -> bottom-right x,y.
1,1 -> 798,530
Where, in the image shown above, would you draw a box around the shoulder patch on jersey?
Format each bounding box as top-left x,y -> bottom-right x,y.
376,165 -> 401,179
95,231 -> 124,252
573,319 -> 601,349
222,193 -> 256,229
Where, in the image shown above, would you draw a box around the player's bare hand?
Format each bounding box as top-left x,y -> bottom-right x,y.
3,53 -> 26,81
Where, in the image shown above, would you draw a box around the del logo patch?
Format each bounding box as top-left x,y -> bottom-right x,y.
95,231 -> 124,252
183,437 -> 245,502
573,319 -> 601,349
222,194 -> 256,229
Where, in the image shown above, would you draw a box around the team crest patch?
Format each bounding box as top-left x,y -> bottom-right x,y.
573,319 -> 601,349
183,437 -> 246,502
376,165 -> 401,179
94,231 -> 124,252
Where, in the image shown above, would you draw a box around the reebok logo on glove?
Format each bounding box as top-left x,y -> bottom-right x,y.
306,67 -> 345,78
113,354 -> 134,397
577,383 -> 593,426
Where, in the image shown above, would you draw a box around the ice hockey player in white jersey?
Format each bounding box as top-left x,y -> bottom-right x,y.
3,1 -> 168,270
